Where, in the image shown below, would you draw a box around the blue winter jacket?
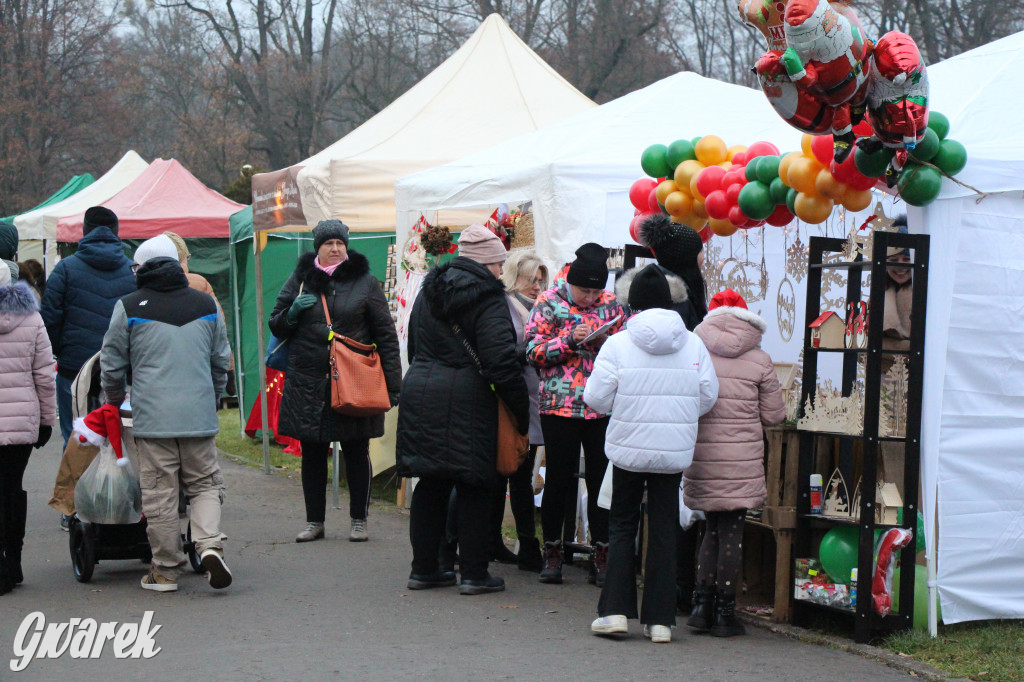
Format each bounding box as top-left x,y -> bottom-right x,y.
40,226 -> 136,377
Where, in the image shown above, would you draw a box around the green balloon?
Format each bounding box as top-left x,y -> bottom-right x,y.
738,181 -> 775,220
855,145 -> 894,178
641,144 -> 672,179
769,177 -> 790,205
756,156 -> 781,184
909,128 -> 940,163
745,158 -> 761,182
819,527 -> 859,585
898,164 -> 943,206
786,187 -> 798,214
666,139 -> 697,169
927,111 -> 950,141
892,564 -> 941,630
691,136 -> 703,148
932,139 -> 967,176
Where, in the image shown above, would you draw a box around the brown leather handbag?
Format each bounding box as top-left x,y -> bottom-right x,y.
451,323 -> 529,476
321,295 -> 391,417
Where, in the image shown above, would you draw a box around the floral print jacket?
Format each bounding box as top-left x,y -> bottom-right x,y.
525,273 -> 625,419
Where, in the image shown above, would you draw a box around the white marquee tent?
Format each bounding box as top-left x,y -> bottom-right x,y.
250,13 -> 595,232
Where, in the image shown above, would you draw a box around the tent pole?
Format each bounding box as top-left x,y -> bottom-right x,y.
253,234 -> 272,474
332,442 -> 340,509
928,490 -> 938,637
229,241 -> 245,434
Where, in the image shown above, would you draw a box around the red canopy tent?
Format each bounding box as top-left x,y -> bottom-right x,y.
56,159 -> 243,241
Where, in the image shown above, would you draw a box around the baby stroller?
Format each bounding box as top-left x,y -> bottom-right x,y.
62,353 -> 204,582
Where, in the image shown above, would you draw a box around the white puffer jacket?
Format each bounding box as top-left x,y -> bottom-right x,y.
584,308 -> 718,473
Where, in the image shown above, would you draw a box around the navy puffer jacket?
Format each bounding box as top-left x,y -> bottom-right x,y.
40,226 -> 136,377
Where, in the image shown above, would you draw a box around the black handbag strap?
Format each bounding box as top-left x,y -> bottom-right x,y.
451,322 -> 491,385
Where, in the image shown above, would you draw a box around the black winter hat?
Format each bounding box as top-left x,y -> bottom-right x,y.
312,219 -> 350,251
628,264 -> 673,312
0,220 -> 17,260
566,242 -> 609,289
640,213 -> 702,273
83,206 -> 119,236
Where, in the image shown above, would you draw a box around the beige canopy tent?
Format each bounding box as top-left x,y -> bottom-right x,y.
250,13 -> 595,232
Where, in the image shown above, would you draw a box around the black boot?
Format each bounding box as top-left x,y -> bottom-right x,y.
686,584 -> 715,631
438,537 -> 458,574
539,540 -> 563,584
710,590 -> 746,637
7,491 -> 26,585
492,539 -> 519,564
517,537 -> 543,573
0,493 -> 11,595
588,541 -> 609,587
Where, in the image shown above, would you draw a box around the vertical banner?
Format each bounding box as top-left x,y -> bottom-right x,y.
252,167 -> 307,231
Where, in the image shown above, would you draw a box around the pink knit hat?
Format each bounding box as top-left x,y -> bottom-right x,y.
457,224 -> 507,264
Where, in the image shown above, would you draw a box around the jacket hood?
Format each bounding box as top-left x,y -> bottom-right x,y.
136,257 -> 189,292
294,249 -> 371,294
626,308 -> 689,355
76,226 -> 131,271
0,282 -> 40,334
422,256 -> 505,321
695,306 -> 766,358
615,265 -> 688,307
0,220 -> 17,260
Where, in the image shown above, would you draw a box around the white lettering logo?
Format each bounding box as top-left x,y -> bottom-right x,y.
10,611 -> 162,672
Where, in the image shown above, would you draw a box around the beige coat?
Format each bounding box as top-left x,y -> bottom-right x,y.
684,307 -> 785,512
0,283 -> 56,446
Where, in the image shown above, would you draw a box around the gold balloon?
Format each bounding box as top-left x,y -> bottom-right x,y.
709,217 -> 738,237
692,199 -> 708,220
727,144 -> 747,161
794,192 -> 834,224
801,133 -> 814,158
674,160 -> 705,191
815,169 -> 848,201
695,135 -> 728,166
680,214 -> 707,230
787,157 -> 823,195
842,188 -> 874,211
655,179 -> 679,206
778,151 -> 801,186
665,191 -> 693,218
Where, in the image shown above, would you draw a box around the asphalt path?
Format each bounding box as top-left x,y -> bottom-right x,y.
0,436 -> 916,680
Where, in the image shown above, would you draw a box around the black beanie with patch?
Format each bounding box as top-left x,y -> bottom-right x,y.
566,242 -> 609,289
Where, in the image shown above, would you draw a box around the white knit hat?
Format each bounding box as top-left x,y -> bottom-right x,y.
133,234 -> 179,267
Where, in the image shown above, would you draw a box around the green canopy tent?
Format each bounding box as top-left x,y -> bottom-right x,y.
4,173 -> 95,265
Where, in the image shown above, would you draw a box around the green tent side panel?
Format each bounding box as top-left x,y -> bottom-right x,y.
2,173 -> 95,221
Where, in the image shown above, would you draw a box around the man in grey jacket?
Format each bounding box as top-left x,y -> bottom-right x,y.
100,234 -> 233,592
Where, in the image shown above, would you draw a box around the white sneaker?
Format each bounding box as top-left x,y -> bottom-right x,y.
591,615 -> 628,636
643,624 -> 671,643
199,549 -> 233,589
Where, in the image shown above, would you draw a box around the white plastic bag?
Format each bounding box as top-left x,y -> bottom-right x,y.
74,440 -> 143,525
597,462 -> 614,510
679,481 -> 705,530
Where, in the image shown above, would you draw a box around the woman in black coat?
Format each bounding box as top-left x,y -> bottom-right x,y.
269,220 -> 401,544
397,224 -> 529,595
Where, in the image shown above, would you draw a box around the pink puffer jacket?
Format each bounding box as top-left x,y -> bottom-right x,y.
0,283 -> 57,446
684,306 -> 785,512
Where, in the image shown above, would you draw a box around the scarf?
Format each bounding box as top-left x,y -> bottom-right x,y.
315,254 -> 347,277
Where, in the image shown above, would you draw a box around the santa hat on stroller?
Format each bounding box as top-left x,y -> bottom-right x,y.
73,404 -> 128,466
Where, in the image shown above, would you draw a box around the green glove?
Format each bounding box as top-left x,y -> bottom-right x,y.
780,47 -> 805,78
287,293 -> 317,325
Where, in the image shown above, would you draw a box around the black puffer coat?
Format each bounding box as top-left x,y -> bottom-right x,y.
269,251 -> 401,443
396,257 -> 529,487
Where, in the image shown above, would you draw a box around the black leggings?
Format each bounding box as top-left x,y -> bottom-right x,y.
300,439 -> 371,522
696,509 -> 746,591
539,415 -> 609,544
491,445 -> 538,541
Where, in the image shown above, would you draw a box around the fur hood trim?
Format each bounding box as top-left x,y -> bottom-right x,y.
615,266 -> 688,305
295,250 -> 371,295
422,256 -> 506,321
705,305 -> 767,333
0,282 -> 40,315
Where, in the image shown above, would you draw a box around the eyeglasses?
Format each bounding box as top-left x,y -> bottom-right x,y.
131,264 -> 141,274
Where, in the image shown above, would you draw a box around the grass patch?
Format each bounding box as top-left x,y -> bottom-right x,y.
882,620 -> 1024,681
215,408 -> 399,505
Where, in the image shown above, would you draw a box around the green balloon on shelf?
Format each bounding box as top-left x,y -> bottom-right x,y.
927,111 -> 950,141
738,181 -> 775,220
898,164 -> 943,206
932,139 -> 967,176
854,145 -> 894,178
666,139 -> 697,169
745,158 -> 761,182
770,177 -> 790,204
756,156 -> 781,184
909,128 -> 940,163
641,144 -> 672,179
819,527 -> 859,585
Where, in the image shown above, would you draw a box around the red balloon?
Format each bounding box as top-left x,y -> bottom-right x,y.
811,134 -> 835,166
725,183 -> 743,205
721,170 -> 743,187
732,152 -> 747,165
696,166 -> 727,198
704,190 -> 731,220
853,120 -> 873,137
698,226 -> 712,243
728,205 -> 747,226
746,141 -> 780,159
629,178 -> 657,211
729,164 -> 744,172
765,204 -> 795,226
847,169 -> 879,192
829,157 -> 856,185
647,188 -> 660,213
629,215 -> 644,243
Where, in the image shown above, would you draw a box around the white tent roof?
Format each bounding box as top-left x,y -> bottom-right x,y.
281,13 -> 594,231
395,71 -> 804,265
927,30 -> 1024,197
14,151 -> 149,240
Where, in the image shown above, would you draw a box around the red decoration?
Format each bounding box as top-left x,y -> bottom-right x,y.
245,368 -> 302,455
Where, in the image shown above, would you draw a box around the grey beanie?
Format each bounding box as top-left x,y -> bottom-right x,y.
313,220 -> 350,251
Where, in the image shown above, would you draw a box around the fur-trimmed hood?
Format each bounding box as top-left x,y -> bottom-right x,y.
615,265 -> 689,307
0,282 -> 40,334
294,249 -> 371,295
422,256 -> 506,322
695,305 -> 768,358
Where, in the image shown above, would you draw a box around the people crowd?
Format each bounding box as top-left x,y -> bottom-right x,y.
1,205 -> 801,645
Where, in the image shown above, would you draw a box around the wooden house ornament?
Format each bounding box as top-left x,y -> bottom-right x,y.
875,482 -> 903,525
822,468 -> 852,518
845,301 -> 869,349
810,311 -> 845,349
